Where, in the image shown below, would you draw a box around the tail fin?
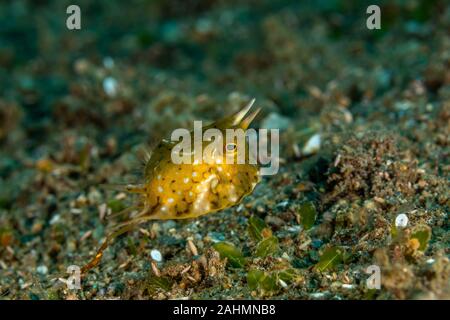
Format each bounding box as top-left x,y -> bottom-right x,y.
80,222 -> 138,274
80,208 -> 157,274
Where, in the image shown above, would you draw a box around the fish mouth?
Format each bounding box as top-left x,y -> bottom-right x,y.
233,98 -> 261,129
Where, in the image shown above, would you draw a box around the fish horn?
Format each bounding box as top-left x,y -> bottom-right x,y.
232,98 -> 256,126
240,107 -> 261,129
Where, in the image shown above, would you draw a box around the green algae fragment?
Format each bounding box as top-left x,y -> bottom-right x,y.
247,269 -> 265,290
247,269 -> 279,293
247,268 -> 300,292
127,237 -> 137,256
213,241 -> 246,268
411,225 -> 431,251
146,275 -> 172,294
297,202 -> 317,230
46,289 -> 60,300
364,289 -> 378,300
278,268 -> 298,284
78,144 -> 92,173
260,273 -> 278,291
315,246 -> 344,272
247,216 -> 267,241
255,236 -> 279,258
107,199 -> 126,213
391,224 -> 398,238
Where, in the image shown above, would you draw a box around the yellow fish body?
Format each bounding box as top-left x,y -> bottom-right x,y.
137,99 -> 260,220
81,99 -> 261,272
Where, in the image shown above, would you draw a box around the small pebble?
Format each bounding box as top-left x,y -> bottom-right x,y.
312,239 -> 323,249
150,249 -> 162,262
98,203 -> 107,220
36,265 -> 48,275
162,220 -> 176,232
279,279 -> 288,288
88,189 -> 102,204
103,57 -> 115,69
285,225 -> 301,233
260,112 -> 291,130
265,215 -> 285,228
207,232 -> 225,243
395,213 -> 409,228
103,77 -> 118,97
74,59 -> 89,74
310,292 -> 327,299
187,239 -> 198,256
302,134 -> 321,156
70,208 -> 82,215
281,252 -> 291,260
276,201 -> 289,209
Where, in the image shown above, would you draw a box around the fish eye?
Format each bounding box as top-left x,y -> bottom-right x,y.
226,143 -> 237,152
